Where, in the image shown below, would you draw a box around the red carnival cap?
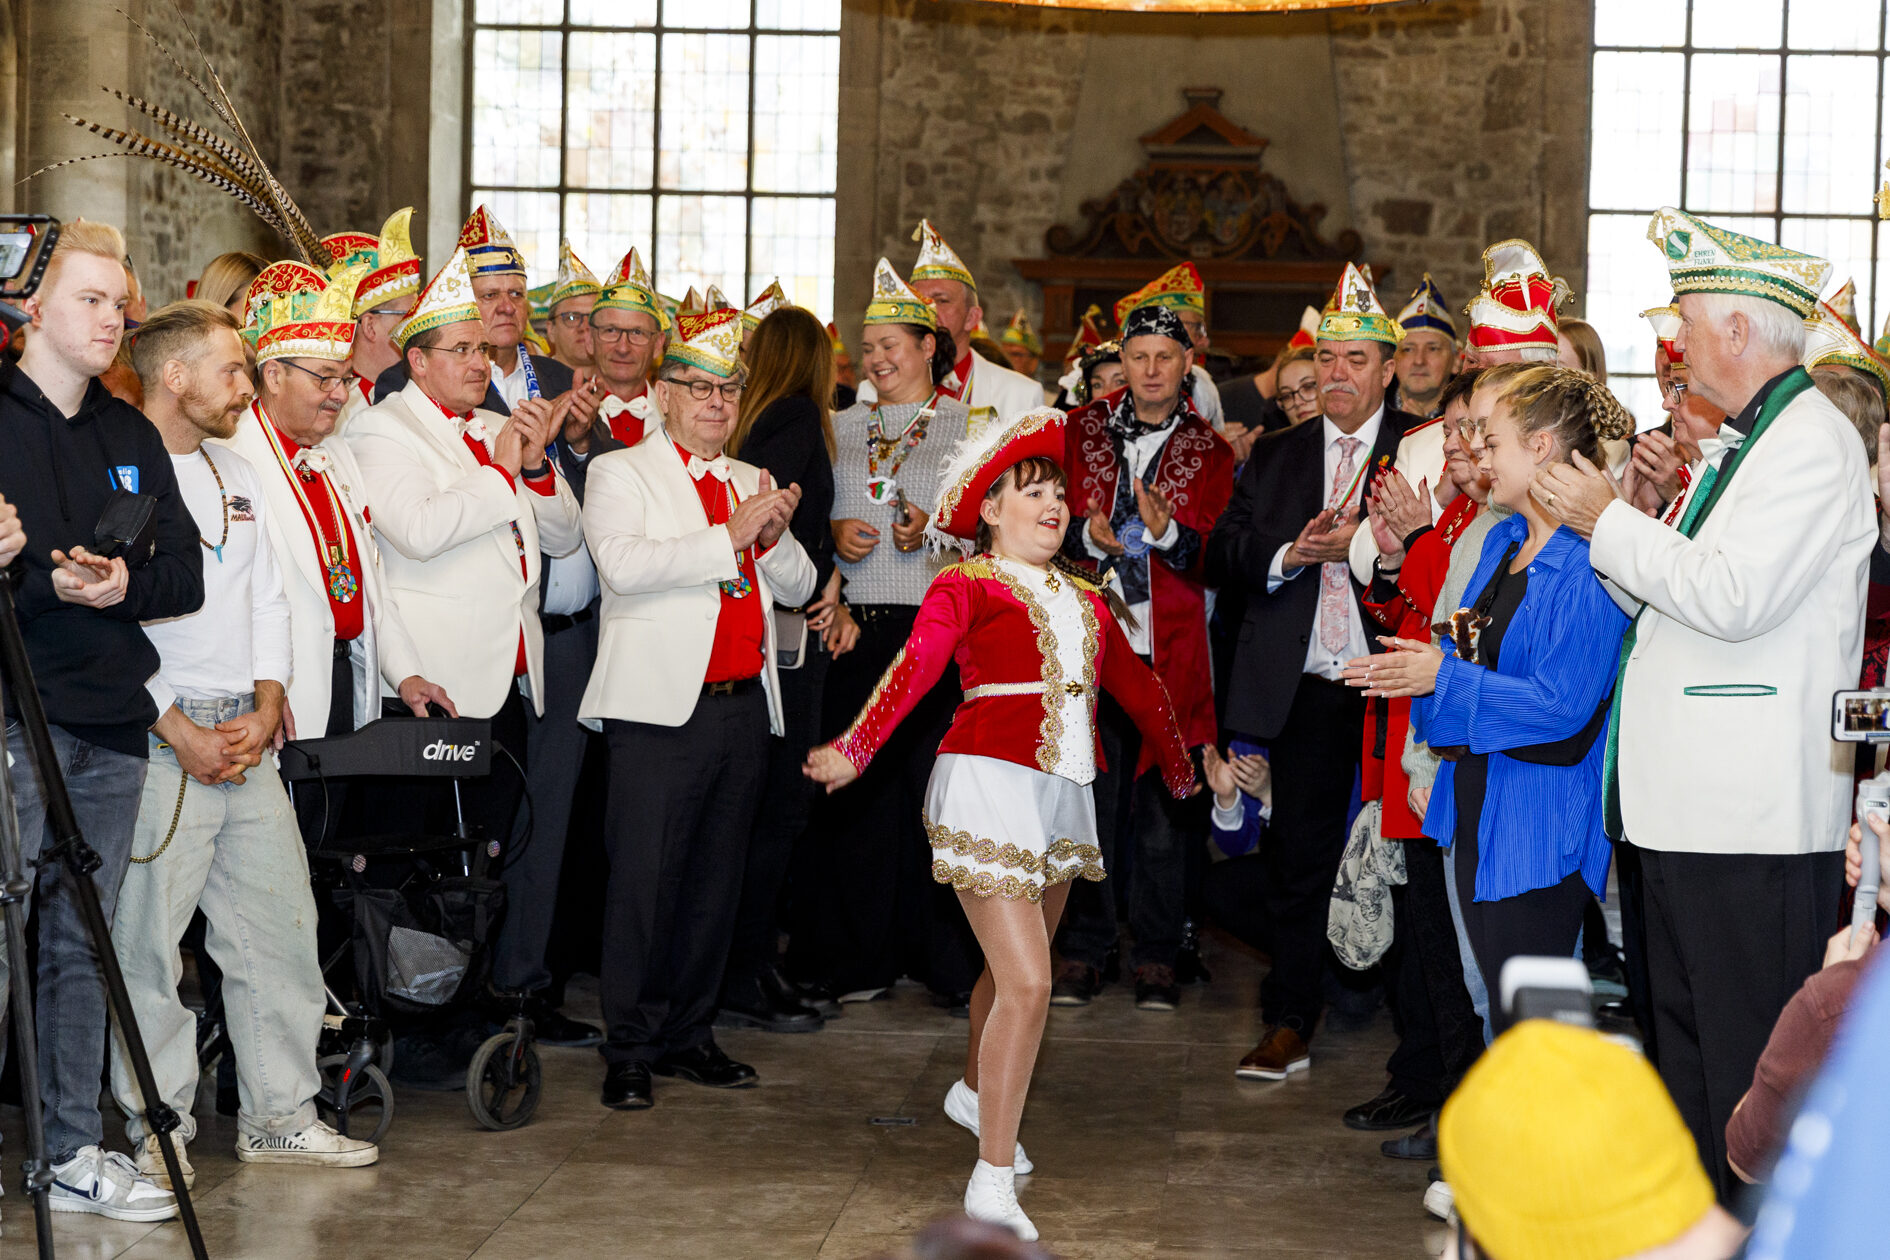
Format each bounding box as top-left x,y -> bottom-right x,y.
929,407 -> 1068,546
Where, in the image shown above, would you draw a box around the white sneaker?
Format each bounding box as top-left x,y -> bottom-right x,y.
236,1119 -> 378,1168
943,1079 -> 1033,1175
135,1133 -> 196,1190
965,1158 -> 1037,1242
1423,1179 -> 1455,1222
49,1146 -> 178,1222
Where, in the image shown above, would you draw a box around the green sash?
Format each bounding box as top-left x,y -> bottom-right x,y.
1601,368 -> 1816,839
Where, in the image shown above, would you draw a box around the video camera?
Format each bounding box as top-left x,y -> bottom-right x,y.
1832,691 -> 1886,944
0,214 -> 59,352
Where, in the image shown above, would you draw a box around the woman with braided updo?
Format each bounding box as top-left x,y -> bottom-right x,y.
1343,365 -> 1633,1031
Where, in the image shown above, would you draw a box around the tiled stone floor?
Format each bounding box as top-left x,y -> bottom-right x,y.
0,940 -> 1450,1258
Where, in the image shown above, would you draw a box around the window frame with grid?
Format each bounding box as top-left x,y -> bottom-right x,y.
462,0 -> 840,316
1585,0 -> 1889,428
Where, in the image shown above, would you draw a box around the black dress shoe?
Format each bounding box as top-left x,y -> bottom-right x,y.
1381,1122 -> 1437,1161
792,978 -> 843,1019
1175,922 -> 1212,984
718,968 -> 824,1034
602,1061 -> 654,1110
525,995 -> 604,1047
652,1040 -> 758,1089
1343,1085 -> 1433,1132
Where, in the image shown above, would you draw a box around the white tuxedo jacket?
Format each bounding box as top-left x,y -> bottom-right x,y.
218,404 -> 425,736
579,430 -> 818,735
1590,380 -> 1874,856
344,380 -> 584,719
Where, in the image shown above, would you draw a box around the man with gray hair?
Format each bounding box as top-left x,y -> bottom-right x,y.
1534,209 -> 1873,1201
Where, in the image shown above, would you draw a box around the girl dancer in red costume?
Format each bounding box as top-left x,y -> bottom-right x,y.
805,407 -> 1195,1241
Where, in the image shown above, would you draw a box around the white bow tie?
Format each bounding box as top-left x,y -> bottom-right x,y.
292,446 -> 332,475
458,415 -> 491,447
687,454 -> 732,483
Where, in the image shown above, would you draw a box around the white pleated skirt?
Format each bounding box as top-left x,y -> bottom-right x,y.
922,753 -> 1103,904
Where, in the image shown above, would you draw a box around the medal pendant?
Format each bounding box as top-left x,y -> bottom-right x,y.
866,477 -> 897,505
719,572 -> 754,599
328,561 -> 359,603
1119,518 -> 1152,558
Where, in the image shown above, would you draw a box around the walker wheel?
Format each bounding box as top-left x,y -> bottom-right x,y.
466,1029 -> 541,1131
315,1054 -> 395,1145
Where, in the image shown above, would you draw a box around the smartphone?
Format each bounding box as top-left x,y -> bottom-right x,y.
0,216 -> 60,302
1834,690 -> 1890,741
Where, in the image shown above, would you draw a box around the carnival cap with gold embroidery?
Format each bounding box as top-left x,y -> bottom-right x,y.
742,280 -> 789,332
528,282 -> 554,326
1646,208 -> 1829,318
863,257 -> 939,330
596,248 -> 667,327
826,321 -> 847,356
1286,305 -> 1322,351
1063,303 -> 1111,368
458,204 -> 528,278
394,246 -> 481,349
910,218 -> 976,291
1877,312 -> 1890,364
1113,261 -> 1206,328
246,261 -> 368,364
1001,309 -> 1043,357
322,230 -> 378,274
1397,273 -> 1457,339
679,286 -> 705,317
1464,239 -> 1571,354
928,406 -> 1067,547
1828,277 -> 1860,334
705,284 -> 734,314
1642,303 -> 1684,365
1804,297 -> 1890,399
662,307 -> 743,378
349,207 -> 423,317
548,240 -> 602,312
1316,262 -> 1403,347
657,290 -> 682,329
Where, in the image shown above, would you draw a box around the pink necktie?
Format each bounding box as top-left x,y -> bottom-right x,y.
1318,436 -> 1362,655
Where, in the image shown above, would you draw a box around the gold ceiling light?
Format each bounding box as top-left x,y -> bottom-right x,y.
947,0 -> 1420,11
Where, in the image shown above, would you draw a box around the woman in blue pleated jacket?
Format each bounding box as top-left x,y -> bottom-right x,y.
1346,363 -> 1633,1031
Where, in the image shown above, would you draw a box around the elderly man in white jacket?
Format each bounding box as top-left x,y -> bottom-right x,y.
579,308 -> 816,1112
1535,209 -> 1872,1202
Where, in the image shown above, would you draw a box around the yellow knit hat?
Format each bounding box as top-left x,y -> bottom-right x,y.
1439,1021 -> 1713,1260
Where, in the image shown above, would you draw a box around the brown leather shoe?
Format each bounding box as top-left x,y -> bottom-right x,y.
1235,1024 -> 1311,1081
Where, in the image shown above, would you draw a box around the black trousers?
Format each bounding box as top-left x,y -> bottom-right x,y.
786,605 -> 981,997
1451,819 -> 1590,1037
599,687 -> 770,1065
1058,694 -> 1202,973
495,613 -> 598,995
1256,674 -> 1363,1034
1615,840 -> 1658,1063
1398,838 -> 1482,1098
372,683 -> 530,860
1638,845 -> 1843,1203
291,646 -> 357,850
724,635 -> 831,990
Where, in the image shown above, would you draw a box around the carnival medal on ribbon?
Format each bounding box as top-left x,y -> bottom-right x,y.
866,477 -> 898,505
1119,518 -> 1153,558
327,551 -> 360,603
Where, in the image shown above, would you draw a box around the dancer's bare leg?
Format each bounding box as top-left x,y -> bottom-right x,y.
959,881 -> 1071,1164
965,882 -> 1069,1091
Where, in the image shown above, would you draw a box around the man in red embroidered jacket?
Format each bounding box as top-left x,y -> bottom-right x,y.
1056,303 -> 1232,1011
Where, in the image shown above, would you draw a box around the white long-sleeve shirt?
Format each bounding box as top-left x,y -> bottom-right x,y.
143,446 -> 292,714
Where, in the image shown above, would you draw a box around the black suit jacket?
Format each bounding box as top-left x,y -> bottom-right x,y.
1206,407 -> 1413,741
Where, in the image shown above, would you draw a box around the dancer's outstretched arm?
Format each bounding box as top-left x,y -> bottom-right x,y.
804,566 -> 977,791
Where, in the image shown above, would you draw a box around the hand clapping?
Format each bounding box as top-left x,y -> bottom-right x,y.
727,469 -> 801,551
1342,635 -> 1444,699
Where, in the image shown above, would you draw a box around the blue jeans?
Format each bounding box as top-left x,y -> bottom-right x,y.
0,721 -> 145,1162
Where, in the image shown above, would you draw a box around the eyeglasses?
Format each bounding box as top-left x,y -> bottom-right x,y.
593,325 -> 655,345
415,343 -> 493,361
555,311 -> 590,327
667,378 -> 743,402
1282,382 -> 1321,403
1663,380 -> 1689,402
364,308 -> 412,321
280,359 -> 352,394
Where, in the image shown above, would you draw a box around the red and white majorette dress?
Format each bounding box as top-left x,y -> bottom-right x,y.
828,409 -> 1195,903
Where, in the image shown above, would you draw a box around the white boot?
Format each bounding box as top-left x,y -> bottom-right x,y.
964,1158 -> 1038,1242
943,1079 -> 1034,1174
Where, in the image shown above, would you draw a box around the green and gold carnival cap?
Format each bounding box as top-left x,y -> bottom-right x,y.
549,239 -> 603,312
393,247 -> 481,349
910,219 -> 975,291
1804,291 -> 1890,399
1316,262 -> 1403,347
863,257 -> 938,330
1647,207 -> 1831,318
596,248 -> 667,328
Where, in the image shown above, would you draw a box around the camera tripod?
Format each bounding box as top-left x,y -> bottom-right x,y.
0,575 -> 208,1258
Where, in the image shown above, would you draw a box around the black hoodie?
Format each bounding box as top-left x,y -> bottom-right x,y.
0,365 -> 203,756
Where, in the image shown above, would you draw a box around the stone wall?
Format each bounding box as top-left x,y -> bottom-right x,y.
1329,0 -> 1592,318
837,0 -> 1594,340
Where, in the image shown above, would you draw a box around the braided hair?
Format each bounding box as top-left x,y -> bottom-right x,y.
1487,365 -> 1635,467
